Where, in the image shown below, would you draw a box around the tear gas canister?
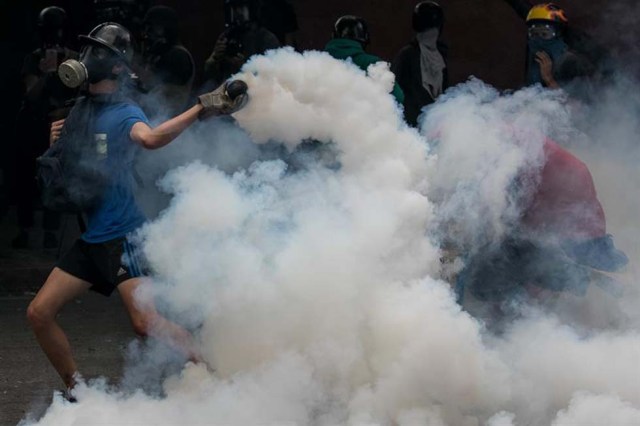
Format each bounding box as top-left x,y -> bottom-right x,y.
226,79 -> 248,99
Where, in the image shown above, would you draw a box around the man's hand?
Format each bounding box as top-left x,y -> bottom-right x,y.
535,51 -> 560,89
50,119 -> 65,146
197,80 -> 248,120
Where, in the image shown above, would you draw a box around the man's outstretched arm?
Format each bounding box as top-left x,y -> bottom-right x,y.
130,104 -> 203,150
131,80 -> 248,150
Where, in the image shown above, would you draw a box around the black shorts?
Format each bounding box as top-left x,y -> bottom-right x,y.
57,235 -> 148,296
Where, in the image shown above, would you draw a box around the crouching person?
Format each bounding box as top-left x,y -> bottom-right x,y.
459,138 -> 628,318
26,22 -> 247,398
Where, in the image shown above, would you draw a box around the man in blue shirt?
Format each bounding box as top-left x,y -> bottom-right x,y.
26,22 -> 247,398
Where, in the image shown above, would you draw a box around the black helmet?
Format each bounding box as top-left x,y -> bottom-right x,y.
38,6 -> 67,45
143,5 -> 179,45
333,15 -> 370,46
79,22 -> 134,66
38,6 -> 67,29
413,1 -> 444,32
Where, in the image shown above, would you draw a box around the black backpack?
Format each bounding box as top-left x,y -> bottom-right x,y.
36,94 -> 131,213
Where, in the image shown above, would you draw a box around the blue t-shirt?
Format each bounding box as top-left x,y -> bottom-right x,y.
81,102 -> 148,243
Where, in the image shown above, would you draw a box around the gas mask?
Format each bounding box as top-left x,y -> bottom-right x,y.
58,45 -> 120,88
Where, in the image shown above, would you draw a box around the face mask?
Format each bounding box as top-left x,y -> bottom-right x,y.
526,36 -> 568,86
58,45 -> 118,88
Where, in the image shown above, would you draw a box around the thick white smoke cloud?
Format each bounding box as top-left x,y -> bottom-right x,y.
420,81 -> 570,251
24,49 -> 640,425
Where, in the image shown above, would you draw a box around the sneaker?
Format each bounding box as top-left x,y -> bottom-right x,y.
43,231 -> 59,249
55,388 -> 77,403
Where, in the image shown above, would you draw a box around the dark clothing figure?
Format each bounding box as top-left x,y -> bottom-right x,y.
139,45 -> 195,120
392,38 -> 448,126
204,0 -> 280,86
392,1 -> 447,126
525,26 -> 601,91
138,6 -> 195,121
13,45 -> 78,248
260,0 -> 298,46
506,1 -> 610,92
204,26 -> 280,86
325,38 -> 405,104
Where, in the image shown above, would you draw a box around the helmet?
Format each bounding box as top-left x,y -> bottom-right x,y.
79,22 -> 134,66
333,15 -> 370,46
143,6 -> 179,49
38,6 -> 67,29
38,6 -> 67,45
526,3 -> 568,25
413,1 -> 444,32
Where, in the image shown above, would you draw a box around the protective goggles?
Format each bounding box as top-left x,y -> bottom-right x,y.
527,23 -> 559,40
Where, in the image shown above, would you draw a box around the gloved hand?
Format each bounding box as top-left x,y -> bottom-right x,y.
197,80 -> 249,120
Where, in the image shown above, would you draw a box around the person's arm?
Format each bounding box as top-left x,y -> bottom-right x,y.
130,103 -> 203,150
22,52 -> 43,93
391,47 -> 411,96
204,36 -> 227,80
131,80 -> 249,150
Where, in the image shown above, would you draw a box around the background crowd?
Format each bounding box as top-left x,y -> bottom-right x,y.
0,0 -> 635,251
0,1 -> 635,403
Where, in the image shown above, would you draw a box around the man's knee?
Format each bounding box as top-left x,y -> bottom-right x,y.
27,300 -> 54,329
131,313 -> 157,338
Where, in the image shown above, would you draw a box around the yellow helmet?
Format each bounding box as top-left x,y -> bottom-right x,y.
526,3 -> 568,25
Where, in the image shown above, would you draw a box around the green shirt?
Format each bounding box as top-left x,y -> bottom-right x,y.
325,38 -> 405,104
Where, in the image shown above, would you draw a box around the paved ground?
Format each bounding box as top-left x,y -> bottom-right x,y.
0,295 -> 132,426
0,208 -> 134,426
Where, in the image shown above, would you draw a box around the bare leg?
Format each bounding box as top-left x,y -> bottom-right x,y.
118,277 -> 203,363
27,267 -> 91,388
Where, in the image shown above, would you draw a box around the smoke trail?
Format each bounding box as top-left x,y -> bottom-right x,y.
23,49 -> 640,426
